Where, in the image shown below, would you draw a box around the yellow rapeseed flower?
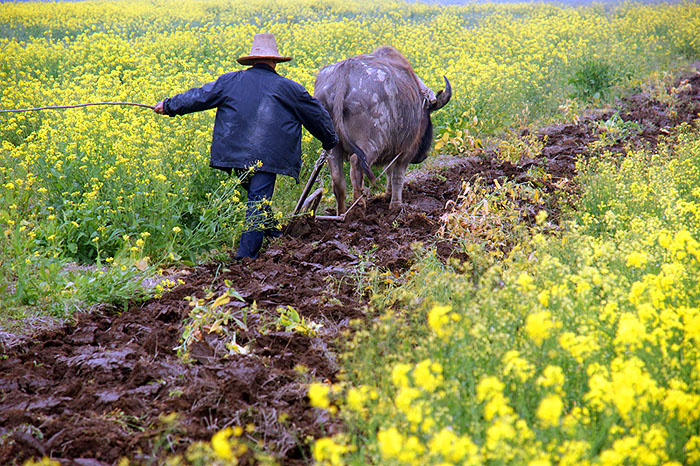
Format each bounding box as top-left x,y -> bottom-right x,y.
476,376 -> 505,402
429,427 -> 478,462
536,394 -> 563,427
626,251 -> 648,268
313,436 -> 351,466
525,311 -> 555,345
516,272 -> 536,292
485,416 -> 517,452
377,427 -> 404,459
346,386 -> 368,412
428,304 -> 456,340
414,359 -> 443,392
685,310 -> 700,345
536,365 -> 565,392
395,386 -> 421,415
502,350 -> 534,382
211,427 -> 234,460
686,436 -> 700,465
614,313 -> 647,349
391,362 -> 412,388
308,382 -> 331,410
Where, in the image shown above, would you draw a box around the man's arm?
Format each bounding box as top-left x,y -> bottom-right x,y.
293,87 -> 338,150
154,75 -> 230,116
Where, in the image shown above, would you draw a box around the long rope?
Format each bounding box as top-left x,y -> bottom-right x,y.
0,102 -> 155,113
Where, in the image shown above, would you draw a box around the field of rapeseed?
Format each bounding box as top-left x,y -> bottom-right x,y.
1,0 -> 699,316
308,125 -> 700,464
1,1 -> 700,464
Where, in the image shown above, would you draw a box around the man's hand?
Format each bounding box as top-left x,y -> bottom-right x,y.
153,101 -> 166,115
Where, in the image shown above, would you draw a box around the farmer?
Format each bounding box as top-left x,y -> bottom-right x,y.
154,33 -> 338,259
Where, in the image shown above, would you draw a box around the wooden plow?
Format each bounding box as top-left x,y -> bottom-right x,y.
292,151 -> 402,222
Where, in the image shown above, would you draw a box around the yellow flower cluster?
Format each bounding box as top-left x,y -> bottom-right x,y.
427,304 -> 461,340
314,435 -> 354,466
210,426 -> 248,461
313,115 -> 700,464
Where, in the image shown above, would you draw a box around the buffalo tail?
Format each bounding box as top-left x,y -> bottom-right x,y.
348,140 -> 376,182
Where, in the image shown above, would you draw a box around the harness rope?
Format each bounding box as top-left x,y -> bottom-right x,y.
0,102 -> 155,113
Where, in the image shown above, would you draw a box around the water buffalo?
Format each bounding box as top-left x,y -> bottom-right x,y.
314,46 -> 451,214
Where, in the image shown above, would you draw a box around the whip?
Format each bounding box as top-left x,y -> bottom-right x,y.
0,102 -> 155,113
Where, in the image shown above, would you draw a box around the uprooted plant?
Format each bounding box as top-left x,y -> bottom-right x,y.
274,305 -> 323,337
175,282 -> 251,360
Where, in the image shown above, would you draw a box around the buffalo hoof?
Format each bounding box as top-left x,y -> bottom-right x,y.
389,201 -> 404,211
351,196 -> 367,213
388,203 -> 407,219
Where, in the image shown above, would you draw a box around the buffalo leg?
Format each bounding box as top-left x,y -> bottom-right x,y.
388,163 -> 407,209
327,149 -> 347,214
349,153 -> 366,210
384,172 -> 393,200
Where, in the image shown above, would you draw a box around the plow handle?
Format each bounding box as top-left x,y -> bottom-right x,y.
293,151 -> 328,216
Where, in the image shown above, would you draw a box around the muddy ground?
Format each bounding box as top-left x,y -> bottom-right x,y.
1,69 -> 699,465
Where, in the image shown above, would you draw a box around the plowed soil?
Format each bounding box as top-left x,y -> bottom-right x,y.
2,69 -> 699,465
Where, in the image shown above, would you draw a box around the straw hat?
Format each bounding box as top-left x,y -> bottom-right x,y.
237,33 -> 292,66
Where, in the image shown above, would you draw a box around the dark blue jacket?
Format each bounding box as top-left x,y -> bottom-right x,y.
164,63 -> 338,182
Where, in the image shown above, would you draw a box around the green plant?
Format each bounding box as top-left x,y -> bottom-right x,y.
434,110 -> 483,155
0,233 -> 151,318
569,58 -> 619,101
275,305 -> 322,337
591,112 -> 642,146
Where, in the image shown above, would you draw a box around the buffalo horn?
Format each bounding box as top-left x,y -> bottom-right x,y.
429,76 -> 452,112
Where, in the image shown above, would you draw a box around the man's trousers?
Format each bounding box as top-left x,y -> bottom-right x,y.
235,170 -> 277,259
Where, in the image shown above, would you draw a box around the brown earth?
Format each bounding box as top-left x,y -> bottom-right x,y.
1,69 -> 698,465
